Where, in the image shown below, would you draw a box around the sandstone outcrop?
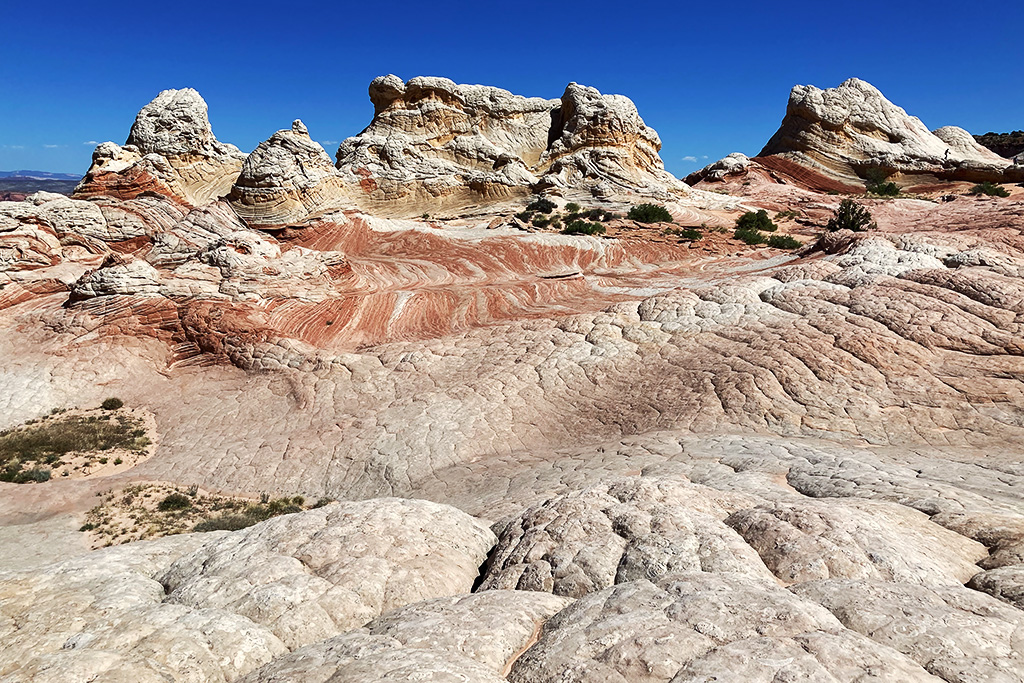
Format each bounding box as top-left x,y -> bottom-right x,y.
159,499 -> 496,648
757,78 -> 1017,187
74,88 -> 245,206
508,573 -> 942,682
336,75 -> 687,213
228,120 -> 347,228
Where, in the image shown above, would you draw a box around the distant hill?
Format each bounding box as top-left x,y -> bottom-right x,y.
0,172 -> 80,201
0,170 -> 80,181
973,131 -> 1024,159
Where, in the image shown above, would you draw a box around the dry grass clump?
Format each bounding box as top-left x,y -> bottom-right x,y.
0,405 -> 150,483
80,483 -> 332,547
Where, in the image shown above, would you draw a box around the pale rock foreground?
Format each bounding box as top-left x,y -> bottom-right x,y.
0,499 -> 497,681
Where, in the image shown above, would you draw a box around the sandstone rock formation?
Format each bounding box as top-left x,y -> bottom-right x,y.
757,78 -> 1017,188
228,120 -> 347,228
74,88 -> 245,206
336,75 -> 687,213
4,77 -> 1024,683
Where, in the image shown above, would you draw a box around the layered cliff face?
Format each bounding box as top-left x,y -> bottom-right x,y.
757,78 -> 1017,188
336,75 -> 686,212
227,120 -> 348,228
74,89 -> 246,206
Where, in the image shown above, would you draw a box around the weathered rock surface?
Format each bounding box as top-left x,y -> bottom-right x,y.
336,75 -> 687,213
480,478 -> 773,596
0,499 -> 500,681
758,78 -> 1017,187
159,499 -> 496,648
793,579 -> 1024,682
228,120 -> 347,228
725,499 -> 987,586
508,573 -> 940,682
241,590 -> 569,682
75,89 -> 245,206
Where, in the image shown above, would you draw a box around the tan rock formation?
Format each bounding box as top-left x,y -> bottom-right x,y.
757,78 -> 1016,187
336,75 -> 687,213
74,88 -> 245,206
228,120 -> 348,228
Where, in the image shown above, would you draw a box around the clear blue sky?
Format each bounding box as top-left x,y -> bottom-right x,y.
3,0 -> 1022,176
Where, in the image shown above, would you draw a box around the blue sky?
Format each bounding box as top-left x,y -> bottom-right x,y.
3,0 -> 1022,176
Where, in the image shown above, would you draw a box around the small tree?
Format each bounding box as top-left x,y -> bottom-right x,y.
526,196 -> 556,214
562,220 -> 606,236
826,199 -> 876,232
735,210 -> 778,233
101,397 -> 124,411
627,203 -> 673,223
564,202 -> 581,213
864,168 -> 900,196
968,182 -> 1010,198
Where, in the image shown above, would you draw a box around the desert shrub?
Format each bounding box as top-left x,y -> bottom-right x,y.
515,210 -> 534,222
734,228 -> 768,245
586,208 -> 604,220
193,497 -> 303,533
526,196 -> 556,214
664,227 -> 702,241
627,203 -> 673,223
864,168 -> 900,196
562,220 -> 606,236
564,202 -> 581,213
767,234 -> 802,249
157,492 -> 192,512
0,412 -> 149,475
735,210 -> 778,233
968,182 -> 1010,197
101,398 -> 124,411
774,210 -> 800,220
826,199 -> 876,232
601,211 -> 617,222
193,513 -> 257,532
532,216 -> 552,228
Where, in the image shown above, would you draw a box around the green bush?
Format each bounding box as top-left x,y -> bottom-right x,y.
734,228 -> 768,245
564,202 -> 581,213
664,227 -> 702,241
601,211 -> 617,222
532,216 -> 552,228
767,234 -> 802,249
562,220 -> 606,236
627,203 -> 673,223
735,210 -> 778,233
526,196 -> 556,214
826,199 -> 876,232
968,182 -> 1010,197
157,492 -> 193,512
101,398 -> 124,411
864,168 -> 900,196
515,211 -> 534,222
586,208 -> 604,220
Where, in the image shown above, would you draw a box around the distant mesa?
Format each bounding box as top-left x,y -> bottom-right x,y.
689,78 -> 1023,191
